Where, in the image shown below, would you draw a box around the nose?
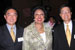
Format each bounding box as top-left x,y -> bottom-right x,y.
38,15 -> 41,18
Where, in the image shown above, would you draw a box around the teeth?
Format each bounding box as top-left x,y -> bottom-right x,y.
10,19 -> 14,22
38,19 -> 41,20
65,16 -> 68,19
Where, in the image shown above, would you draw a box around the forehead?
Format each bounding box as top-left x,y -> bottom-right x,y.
61,7 -> 70,11
6,9 -> 17,14
35,9 -> 44,13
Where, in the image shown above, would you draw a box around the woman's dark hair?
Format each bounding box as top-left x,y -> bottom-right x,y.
59,4 -> 72,13
4,7 -> 18,15
31,6 -> 47,21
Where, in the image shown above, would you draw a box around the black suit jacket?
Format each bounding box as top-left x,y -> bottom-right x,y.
0,25 -> 24,50
53,21 -> 75,50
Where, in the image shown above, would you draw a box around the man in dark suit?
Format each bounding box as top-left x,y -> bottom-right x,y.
53,4 -> 75,50
0,7 -> 24,50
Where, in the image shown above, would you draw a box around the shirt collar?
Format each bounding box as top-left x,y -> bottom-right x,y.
64,20 -> 72,26
6,24 -> 16,29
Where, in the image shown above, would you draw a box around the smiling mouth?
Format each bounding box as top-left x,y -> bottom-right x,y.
37,18 -> 42,21
65,16 -> 68,18
10,19 -> 14,22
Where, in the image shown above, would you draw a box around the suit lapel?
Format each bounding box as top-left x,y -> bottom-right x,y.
71,21 -> 75,47
3,25 -> 14,45
31,23 -> 45,47
44,25 -> 52,47
15,25 -> 21,43
60,24 -> 69,47
15,26 -> 18,43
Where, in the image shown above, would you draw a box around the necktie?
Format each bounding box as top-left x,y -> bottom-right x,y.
66,25 -> 71,47
10,27 -> 15,42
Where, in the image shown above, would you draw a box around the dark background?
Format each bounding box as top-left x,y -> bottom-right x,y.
0,0 -> 12,26
69,0 -> 75,19
0,0 -> 74,27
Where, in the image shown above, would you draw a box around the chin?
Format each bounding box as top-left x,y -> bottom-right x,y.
9,23 -> 15,25
38,22 -> 43,24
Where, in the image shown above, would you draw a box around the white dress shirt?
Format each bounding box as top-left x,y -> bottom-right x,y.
64,20 -> 72,34
6,24 -> 16,36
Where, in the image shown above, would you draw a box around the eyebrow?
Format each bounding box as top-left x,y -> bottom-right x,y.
7,13 -> 17,14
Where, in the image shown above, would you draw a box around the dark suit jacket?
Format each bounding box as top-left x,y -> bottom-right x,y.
0,25 -> 24,50
53,21 -> 75,50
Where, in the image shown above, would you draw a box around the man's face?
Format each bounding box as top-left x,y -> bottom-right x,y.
4,9 -> 17,26
60,7 -> 72,22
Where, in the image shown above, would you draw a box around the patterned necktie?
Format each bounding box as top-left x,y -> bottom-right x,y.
66,25 -> 71,47
10,27 -> 15,42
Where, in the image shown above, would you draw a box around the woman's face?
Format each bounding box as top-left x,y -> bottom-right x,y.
34,9 -> 45,24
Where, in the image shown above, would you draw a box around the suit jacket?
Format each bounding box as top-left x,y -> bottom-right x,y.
23,22 -> 52,50
0,25 -> 24,50
53,21 -> 75,50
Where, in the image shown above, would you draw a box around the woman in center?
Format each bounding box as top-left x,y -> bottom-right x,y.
23,6 -> 52,50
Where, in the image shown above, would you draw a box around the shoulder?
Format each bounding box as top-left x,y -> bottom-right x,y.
16,25 -> 24,31
54,23 -> 63,30
72,21 -> 75,25
44,22 -> 50,26
44,23 -> 52,34
23,22 -> 35,36
0,25 -> 6,30
0,25 -> 6,35
23,23 -> 34,40
24,22 -> 34,31
17,25 -> 24,30
44,22 -> 52,29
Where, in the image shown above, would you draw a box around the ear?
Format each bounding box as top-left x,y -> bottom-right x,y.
59,13 -> 61,17
4,15 -> 6,19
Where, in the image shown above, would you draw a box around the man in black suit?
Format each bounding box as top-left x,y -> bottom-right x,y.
0,7 -> 24,50
53,4 -> 75,50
